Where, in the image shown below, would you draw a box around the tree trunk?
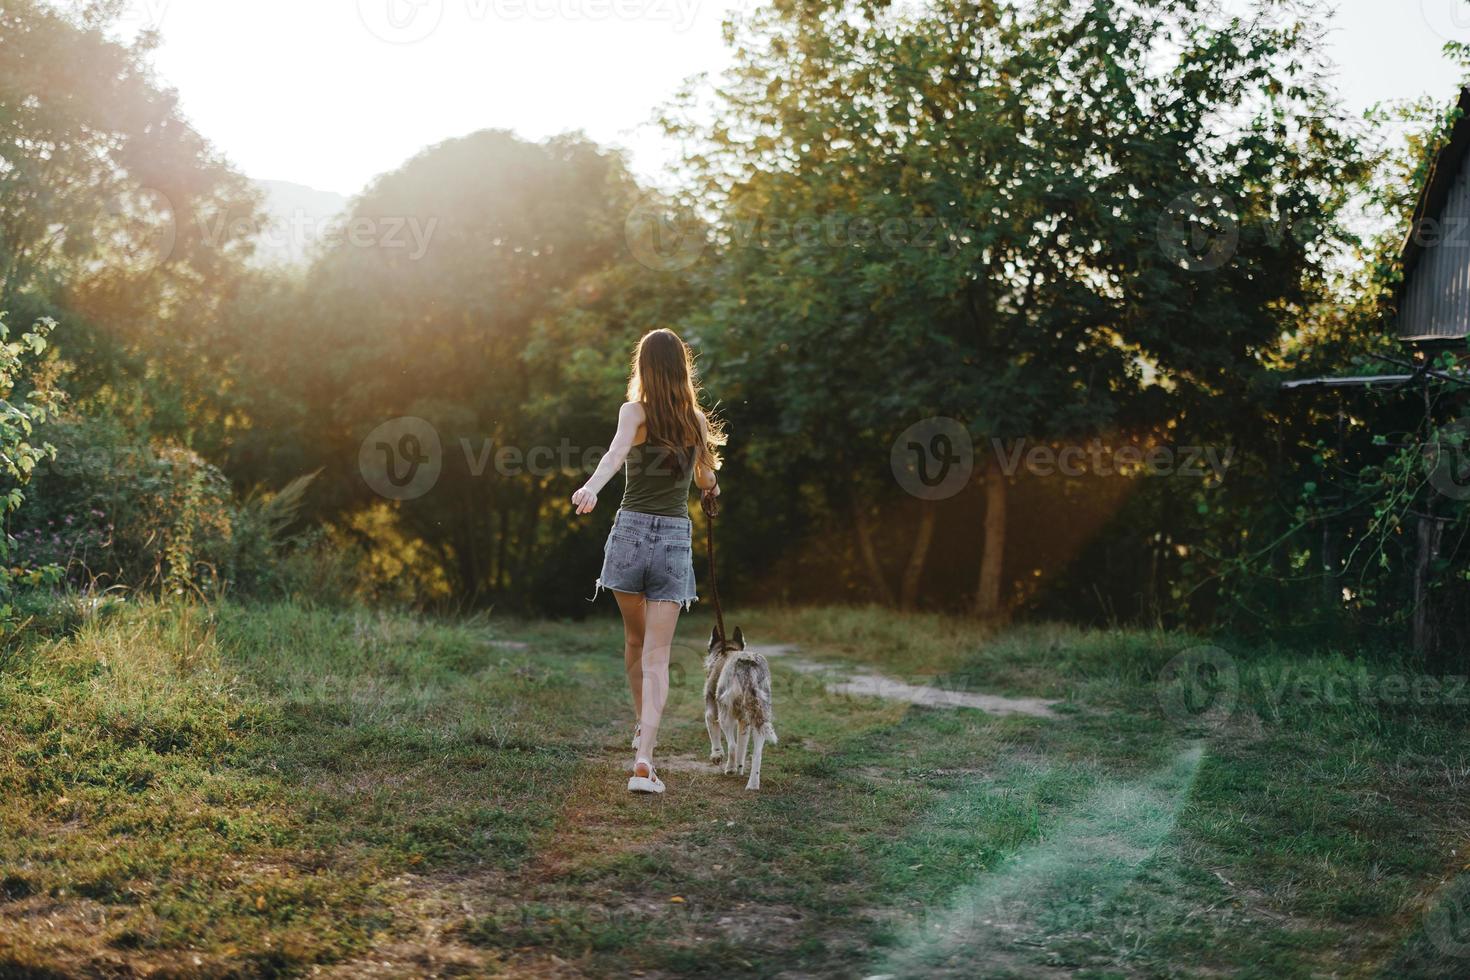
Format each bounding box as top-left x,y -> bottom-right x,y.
1320,512 -> 1338,610
900,504 -> 936,610
1414,513 -> 1446,669
1414,381 -> 1442,668
456,538 -> 482,601
974,457 -> 1007,618
510,494 -> 538,590
495,506 -> 510,594
851,491 -> 895,606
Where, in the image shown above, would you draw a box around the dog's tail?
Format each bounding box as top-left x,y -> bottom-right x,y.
762,721 -> 778,744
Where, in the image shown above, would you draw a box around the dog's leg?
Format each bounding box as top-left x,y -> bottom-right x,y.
705,698 -> 724,765
721,717 -> 738,774
745,730 -> 765,791
735,724 -> 749,775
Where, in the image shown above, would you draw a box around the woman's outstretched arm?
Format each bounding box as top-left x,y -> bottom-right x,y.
694,413 -> 719,496
572,401 -> 642,515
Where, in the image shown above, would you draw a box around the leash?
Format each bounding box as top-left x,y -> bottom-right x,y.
700,489 -> 726,644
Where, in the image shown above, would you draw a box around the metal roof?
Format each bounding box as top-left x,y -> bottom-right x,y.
1401,86 -> 1470,284
1396,87 -> 1470,346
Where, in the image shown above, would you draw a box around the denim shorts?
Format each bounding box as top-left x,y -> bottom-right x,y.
595,509 -> 698,608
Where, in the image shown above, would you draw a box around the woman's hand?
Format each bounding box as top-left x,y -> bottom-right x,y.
700,481 -> 721,518
572,486 -> 597,515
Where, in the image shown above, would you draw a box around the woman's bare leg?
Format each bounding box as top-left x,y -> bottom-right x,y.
614,591 -> 647,723
634,600 -> 682,766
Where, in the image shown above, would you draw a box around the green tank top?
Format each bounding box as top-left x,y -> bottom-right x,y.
620,442 -> 694,517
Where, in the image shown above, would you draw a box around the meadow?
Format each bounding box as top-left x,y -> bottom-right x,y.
8,2 -> 1470,976
1,602 -> 1466,978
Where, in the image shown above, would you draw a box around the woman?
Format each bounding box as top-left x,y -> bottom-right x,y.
572,329 -> 724,794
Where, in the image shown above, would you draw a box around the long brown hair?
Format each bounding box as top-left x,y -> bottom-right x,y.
626,328 -> 725,473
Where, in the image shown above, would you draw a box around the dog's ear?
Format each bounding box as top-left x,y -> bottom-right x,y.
733,626 -> 745,649
709,626 -> 721,651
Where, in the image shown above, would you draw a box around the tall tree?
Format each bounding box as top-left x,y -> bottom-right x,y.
261,131 -> 651,602
0,0 -> 259,436
670,0 -> 1363,613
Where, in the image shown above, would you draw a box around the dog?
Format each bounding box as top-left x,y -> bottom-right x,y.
703,626 -> 777,791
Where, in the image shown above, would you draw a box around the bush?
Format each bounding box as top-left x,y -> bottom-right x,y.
16,413 -> 361,603
225,488 -> 370,607
17,414 -> 229,591
0,313 -> 64,626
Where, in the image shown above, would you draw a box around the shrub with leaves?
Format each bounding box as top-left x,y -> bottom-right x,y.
0,314 -> 64,614
16,410 -> 342,599
13,413 -> 227,592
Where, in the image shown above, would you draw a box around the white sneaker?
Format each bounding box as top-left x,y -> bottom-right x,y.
628,759 -> 664,794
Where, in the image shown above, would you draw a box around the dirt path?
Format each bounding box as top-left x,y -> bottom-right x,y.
750,643 -> 1060,718
287,638 -> 1068,977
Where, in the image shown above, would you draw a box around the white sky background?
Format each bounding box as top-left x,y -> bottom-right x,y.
119,0 -> 1470,198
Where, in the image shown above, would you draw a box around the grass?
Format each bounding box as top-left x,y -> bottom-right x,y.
0,600 -> 1467,977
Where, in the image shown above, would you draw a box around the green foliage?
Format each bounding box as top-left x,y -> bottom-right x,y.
0,312 -> 64,623
0,315 -> 60,491
229,130 -> 665,604
0,0 -> 1453,638
13,411 -> 345,601
1148,92 -> 1470,651
655,0 -> 1368,612
17,414 -> 226,590
0,0 -> 261,449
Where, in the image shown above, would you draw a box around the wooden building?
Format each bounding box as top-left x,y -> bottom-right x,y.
1400,87 -> 1470,348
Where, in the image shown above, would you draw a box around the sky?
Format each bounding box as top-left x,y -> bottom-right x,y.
119,0 -> 1470,198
